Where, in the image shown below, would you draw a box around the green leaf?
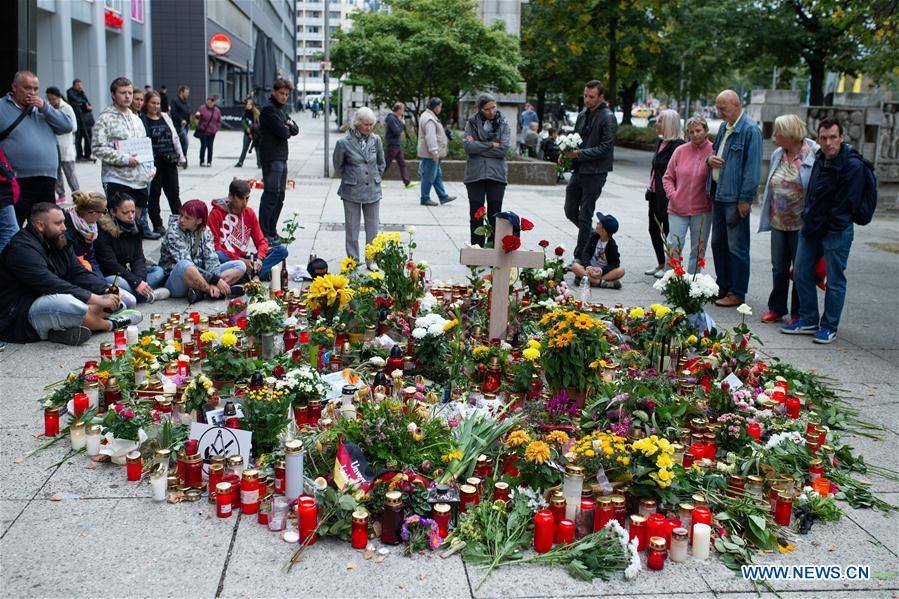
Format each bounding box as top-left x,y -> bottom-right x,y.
338,493 -> 358,511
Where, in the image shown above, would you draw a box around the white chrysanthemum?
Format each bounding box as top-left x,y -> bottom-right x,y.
418,260 -> 429,270
412,327 -> 427,339
737,303 -> 752,315
406,225 -> 416,235
427,323 -> 445,336
418,293 -> 438,314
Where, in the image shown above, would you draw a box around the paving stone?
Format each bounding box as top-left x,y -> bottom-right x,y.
0,428 -> 65,500
0,500 -> 27,537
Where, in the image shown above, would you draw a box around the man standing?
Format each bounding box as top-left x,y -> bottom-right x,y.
159,85 -> 170,113
783,119 -> 865,344
45,87 -> 80,203
257,79 -> 299,240
0,71 -> 73,226
66,78 -> 94,162
417,98 -> 455,207
91,77 -> 156,232
0,203 -> 140,346
384,102 -> 416,188
169,86 -> 192,168
519,101 -> 538,152
209,179 -> 289,282
706,89 -> 762,307
563,80 -> 617,265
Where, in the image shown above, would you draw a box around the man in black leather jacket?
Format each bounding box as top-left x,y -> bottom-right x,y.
257,79 -> 299,240
563,80 -> 617,265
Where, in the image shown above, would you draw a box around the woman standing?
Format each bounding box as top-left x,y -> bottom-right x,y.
758,114 -> 819,324
662,116 -> 714,274
95,193 -> 170,305
235,97 -> 260,168
463,93 -> 512,247
194,96 -> 222,167
159,199 -> 246,301
141,91 -> 184,235
643,109 -> 685,278
333,107 -> 385,267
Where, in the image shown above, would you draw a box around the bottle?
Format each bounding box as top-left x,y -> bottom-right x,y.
578,275 -> 590,303
103,274 -> 120,313
280,258 -> 289,291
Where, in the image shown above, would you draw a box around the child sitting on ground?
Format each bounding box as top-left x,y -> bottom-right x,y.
572,212 -> 625,289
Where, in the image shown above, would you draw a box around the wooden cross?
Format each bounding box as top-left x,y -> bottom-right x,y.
460,217 -> 544,340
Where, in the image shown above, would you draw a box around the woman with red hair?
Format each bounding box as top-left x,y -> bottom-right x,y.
159,199 -> 245,301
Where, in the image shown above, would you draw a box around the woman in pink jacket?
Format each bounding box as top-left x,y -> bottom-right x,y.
662,116 -> 714,274
194,95 -> 222,168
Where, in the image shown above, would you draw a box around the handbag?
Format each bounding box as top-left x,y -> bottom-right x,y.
194,109 -> 214,139
645,188 -> 654,202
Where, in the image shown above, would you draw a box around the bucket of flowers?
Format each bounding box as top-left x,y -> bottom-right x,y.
305,273 -> 355,324
276,366 -> 329,424
538,308 -> 610,408
245,298 -> 286,359
365,231 -> 424,312
652,255 -> 718,334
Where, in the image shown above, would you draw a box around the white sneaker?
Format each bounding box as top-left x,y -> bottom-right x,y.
644,266 -> 662,276
150,287 -> 171,302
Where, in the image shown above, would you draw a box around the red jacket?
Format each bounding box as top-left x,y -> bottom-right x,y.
208,199 -> 269,260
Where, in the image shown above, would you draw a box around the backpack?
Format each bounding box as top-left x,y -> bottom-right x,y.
852,156 -> 877,226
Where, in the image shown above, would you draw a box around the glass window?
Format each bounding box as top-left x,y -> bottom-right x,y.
104,0 -> 123,13
131,0 -> 144,22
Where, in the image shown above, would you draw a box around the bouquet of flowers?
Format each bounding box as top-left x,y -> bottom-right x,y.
572,430 -> 632,481
411,312 -> 458,383
305,273 -> 355,323
504,429 -> 565,492
241,386 -> 293,456
628,434 -> 680,504
365,232 -> 424,311
652,255 -> 719,316
401,515 -> 442,555
276,366 -> 329,406
245,299 -> 285,338
203,328 -> 255,383
556,132 -> 582,174
181,374 -> 215,416
539,308 -> 610,398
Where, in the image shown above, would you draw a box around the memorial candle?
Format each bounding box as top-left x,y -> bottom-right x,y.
433,503 -> 451,538
73,392 -> 89,417
85,424 -> 102,456
647,537 -> 667,570
43,407 -> 60,437
533,509 -> 554,553
669,528 -> 689,562
692,523 -> 711,559
594,496 -> 614,532
351,510 -> 369,549
150,464 -> 168,502
125,450 -> 142,481
298,495 -> 319,545
785,396 -> 801,419
70,420 -> 86,450
216,482 -> 233,518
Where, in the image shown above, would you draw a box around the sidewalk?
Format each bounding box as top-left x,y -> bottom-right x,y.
1,110 -> 896,597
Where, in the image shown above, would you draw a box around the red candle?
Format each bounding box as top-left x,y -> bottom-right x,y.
691,506 -> 712,543
557,519 -> 575,544
208,464 -> 224,500
771,388 -> 786,403
125,451 -> 142,481
775,380 -> 788,392
459,484 -> 479,513
43,407 -> 60,437
216,482 -> 233,518
299,329 -> 309,344
550,496 -> 566,543
629,515 -> 648,551
774,492 -> 793,526
665,516 -> 681,547
785,396 -> 800,419
492,481 -> 510,503
747,423 -> 761,442
236,316 -> 248,330
274,461 -> 285,494
224,474 -> 241,509
645,513 -> 668,544
432,503 -> 451,538
240,470 -> 260,515
351,511 -> 369,549
298,495 -> 318,545
73,393 -> 89,417
189,311 -> 200,325
594,498 -> 614,532
647,537 -> 667,570
533,510 -> 554,553
113,328 -> 126,347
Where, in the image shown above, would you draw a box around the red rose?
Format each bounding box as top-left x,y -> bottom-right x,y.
538,239 -> 549,248
406,260 -> 416,270
554,246 -> 565,256
273,365 -> 286,379
520,218 -> 534,231
536,284 -> 546,293
501,235 -> 521,252
474,206 -> 487,219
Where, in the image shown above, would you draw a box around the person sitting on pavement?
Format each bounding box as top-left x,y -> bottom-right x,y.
95,192 -> 170,307
208,179 -> 288,282
0,202 -> 141,346
571,211 -> 625,289
64,190 -> 106,276
159,199 -> 246,302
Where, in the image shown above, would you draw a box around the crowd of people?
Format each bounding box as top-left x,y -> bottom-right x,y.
0,69 -> 875,349
0,71 -> 297,347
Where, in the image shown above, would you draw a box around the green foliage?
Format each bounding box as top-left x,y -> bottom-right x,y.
615,125 -> 662,145
331,0 -> 522,117
241,388 -> 293,457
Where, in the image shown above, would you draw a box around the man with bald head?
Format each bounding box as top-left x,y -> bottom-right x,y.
0,71 -> 73,227
705,89 -> 762,307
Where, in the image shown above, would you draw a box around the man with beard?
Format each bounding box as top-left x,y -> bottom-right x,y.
0,203 -> 142,345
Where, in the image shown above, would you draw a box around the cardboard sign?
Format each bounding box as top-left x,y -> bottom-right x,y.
190,422 -> 252,474
721,372 -> 744,392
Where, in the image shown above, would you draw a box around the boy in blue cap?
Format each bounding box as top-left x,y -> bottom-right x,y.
572,211 -> 624,289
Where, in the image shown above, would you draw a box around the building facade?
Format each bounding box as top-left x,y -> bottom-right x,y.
295,0 -> 360,99
7,0 -> 154,112
152,0 -> 295,118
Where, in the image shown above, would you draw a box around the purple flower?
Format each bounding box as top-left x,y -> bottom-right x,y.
447,415 -> 460,429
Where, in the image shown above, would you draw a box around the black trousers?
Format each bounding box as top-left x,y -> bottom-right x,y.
259,160 -> 288,238
15,176 -> 57,226
75,121 -> 92,160
149,161 -> 181,228
198,133 -> 215,165
648,192 -> 669,265
564,172 -> 607,262
466,179 -> 506,246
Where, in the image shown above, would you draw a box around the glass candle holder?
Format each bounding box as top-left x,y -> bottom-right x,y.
562,464 -> 585,521
269,497 -> 289,531
351,510 -> 370,549
647,536 -> 667,570
629,514 -> 648,551
670,527 -> 689,562
216,482 -> 233,518
85,424 -> 102,456
692,523 -> 711,559
433,503 -> 451,538
533,509 -> 554,553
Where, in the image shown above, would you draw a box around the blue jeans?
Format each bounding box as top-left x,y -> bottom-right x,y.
28,294 -> 89,339
768,228 -> 800,318
106,266 -> 166,305
711,202 -> 750,298
795,225 -> 853,331
667,212 -> 711,274
419,158 -> 448,203
216,244 -> 288,282
165,259 -> 247,298
0,205 -> 19,253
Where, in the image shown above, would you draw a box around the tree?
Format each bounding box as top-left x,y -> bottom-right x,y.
330,0 -> 522,123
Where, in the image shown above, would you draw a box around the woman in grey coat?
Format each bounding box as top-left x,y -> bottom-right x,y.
333,107 -> 386,265
463,93 -> 512,246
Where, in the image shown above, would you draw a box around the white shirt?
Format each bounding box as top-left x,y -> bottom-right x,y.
712,111 -> 744,183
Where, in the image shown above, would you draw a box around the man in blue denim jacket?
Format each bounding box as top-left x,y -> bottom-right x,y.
782,119 -> 864,345
705,90 -> 762,307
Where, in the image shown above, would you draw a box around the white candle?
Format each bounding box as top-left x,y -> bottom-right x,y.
85,425 -> 102,457
125,325 -> 139,346
70,422 -> 86,451
270,264 -> 282,291
162,382 -> 177,396
150,470 -> 168,502
85,385 -> 99,409
670,528 -> 689,562
692,523 -> 711,559
284,439 -> 304,501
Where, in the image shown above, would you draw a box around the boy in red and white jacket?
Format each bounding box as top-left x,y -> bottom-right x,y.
208,179 -> 288,281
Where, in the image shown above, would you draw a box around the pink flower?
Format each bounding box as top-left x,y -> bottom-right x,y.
112,404 -> 123,412
122,410 -> 135,419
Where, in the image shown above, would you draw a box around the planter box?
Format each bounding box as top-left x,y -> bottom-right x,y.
339,158 -> 560,186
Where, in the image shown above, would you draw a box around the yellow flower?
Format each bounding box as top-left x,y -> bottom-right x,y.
628,307 -> 645,319
686,335 -> 698,345
505,430 -> 531,448
653,305 -> 671,317
368,271 -> 384,281
441,450 -> 463,463
200,331 -> 218,343
522,347 -> 540,362
527,339 -> 541,350
220,332 -> 238,347
443,319 -> 458,332
618,456 -> 630,466
341,257 -> 357,273
140,336 -> 153,347
656,438 -> 673,454
545,430 -> 569,445
656,453 -> 674,469
584,449 -> 596,457
472,345 -> 490,358
524,441 -> 551,464
547,331 -> 574,348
